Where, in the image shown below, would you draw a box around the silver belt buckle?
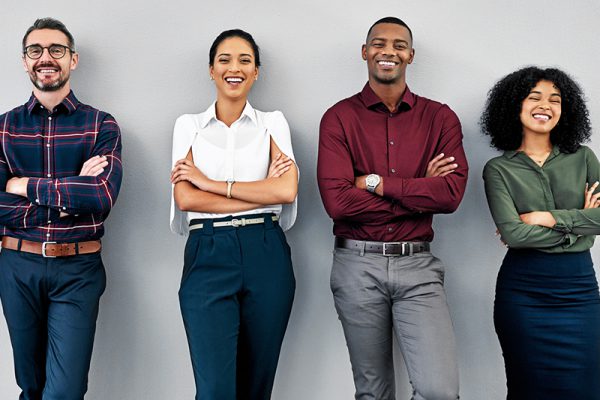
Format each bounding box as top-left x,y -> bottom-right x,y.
402,242 -> 414,256
382,242 -> 401,256
231,218 -> 247,227
42,241 -> 57,258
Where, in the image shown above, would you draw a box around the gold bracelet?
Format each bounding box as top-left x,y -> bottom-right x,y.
226,180 -> 235,199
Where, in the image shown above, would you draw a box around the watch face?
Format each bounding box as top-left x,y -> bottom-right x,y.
366,174 -> 380,191
366,175 -> 379,186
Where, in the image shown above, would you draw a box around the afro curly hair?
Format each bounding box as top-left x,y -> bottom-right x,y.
480,66 -> 591,153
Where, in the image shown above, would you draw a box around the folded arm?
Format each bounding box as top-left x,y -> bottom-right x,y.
172,138 -> 298,213
317,110 -> 410,223
381,106 -> 468,213
8,115 -> 122,215
0,136 -> 60,228
483,163 -> 575,248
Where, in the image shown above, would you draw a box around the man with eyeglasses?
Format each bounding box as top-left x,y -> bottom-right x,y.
0,18 -> 122,399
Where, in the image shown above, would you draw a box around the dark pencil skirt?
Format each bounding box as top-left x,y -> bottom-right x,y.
494,249 -> 600,400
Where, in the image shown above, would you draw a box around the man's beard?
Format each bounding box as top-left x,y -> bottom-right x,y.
29,63 -> 69,92
372,72 -> 400,85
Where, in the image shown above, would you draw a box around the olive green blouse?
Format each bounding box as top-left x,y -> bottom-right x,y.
483,145 -> 600,253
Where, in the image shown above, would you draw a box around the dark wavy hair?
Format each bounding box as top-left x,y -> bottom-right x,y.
23,17 -> 75,51
209,29 -> 260,67
480,66 -> 591,153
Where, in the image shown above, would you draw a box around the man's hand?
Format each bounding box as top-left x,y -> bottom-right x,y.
519,211 -> 556,228
6,177 -> 29,197
80,155 -> 108,177
426,153 -> 458,178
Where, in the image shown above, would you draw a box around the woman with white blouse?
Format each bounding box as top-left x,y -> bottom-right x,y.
170,29 -> 298,400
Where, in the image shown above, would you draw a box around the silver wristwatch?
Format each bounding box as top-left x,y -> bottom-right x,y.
365,174 -> 381,193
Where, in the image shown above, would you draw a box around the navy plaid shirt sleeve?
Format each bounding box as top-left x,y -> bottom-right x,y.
0,128 -> 61,228
25,114 -> 122,215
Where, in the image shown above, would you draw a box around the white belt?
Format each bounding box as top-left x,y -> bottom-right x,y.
189,215 -> 279,231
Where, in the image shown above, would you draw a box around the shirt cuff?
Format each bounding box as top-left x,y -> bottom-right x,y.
27,178 -> 60,210
27,178 -> 44,206
549,209 -> 573,233
382,176 -> 404,202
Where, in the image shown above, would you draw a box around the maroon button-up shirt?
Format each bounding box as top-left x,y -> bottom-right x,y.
317,83 -> 468,242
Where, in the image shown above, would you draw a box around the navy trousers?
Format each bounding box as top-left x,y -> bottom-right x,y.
495,249 -> 600,400
0,248 -> 106,400
179,214 -> 295,400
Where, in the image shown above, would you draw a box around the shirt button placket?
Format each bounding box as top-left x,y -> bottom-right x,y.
47,116 -> 52,179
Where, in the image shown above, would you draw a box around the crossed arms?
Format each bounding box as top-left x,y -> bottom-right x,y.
0,115 -> 122,228
172,137 -> 298,214
317,107 -> 468,224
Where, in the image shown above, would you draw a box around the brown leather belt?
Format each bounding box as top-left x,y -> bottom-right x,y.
1,237 -> 102,258
335,237 -> 430,256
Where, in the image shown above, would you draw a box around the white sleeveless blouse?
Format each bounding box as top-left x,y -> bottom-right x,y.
170,102 -> 298,235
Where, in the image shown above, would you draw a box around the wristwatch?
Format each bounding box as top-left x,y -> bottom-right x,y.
365,174 -> 381,193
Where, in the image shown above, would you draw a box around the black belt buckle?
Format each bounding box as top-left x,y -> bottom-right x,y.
382,242 -> 401,256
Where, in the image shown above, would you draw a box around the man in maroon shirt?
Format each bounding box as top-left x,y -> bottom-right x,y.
318,17 -> 467,400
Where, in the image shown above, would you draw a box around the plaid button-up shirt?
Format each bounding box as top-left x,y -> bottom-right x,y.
0,91 -> 122,242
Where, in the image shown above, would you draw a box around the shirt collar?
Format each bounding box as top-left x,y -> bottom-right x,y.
26,90 -> 80,116
198,101 -> 258,129
360,82 -> 415,112
503,145 -> 561,159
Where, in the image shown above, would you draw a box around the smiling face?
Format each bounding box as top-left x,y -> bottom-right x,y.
210,36 -> 258,102
520,80 -> 562,137
22,28 -> 78,92
362,22 -> 414,86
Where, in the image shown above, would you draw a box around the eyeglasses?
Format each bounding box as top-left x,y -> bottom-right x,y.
23,44 -> 73,60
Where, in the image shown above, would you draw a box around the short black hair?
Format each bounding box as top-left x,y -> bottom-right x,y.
22,18 -> 75,51
481,66 -> 591,153
209,29 -> 261,67
366,17 -> 413,43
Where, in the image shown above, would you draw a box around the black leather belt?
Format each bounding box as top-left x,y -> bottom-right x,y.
335,237 -> 430,256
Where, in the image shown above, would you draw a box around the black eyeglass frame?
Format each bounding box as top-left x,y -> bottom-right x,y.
23,44 -> 75,60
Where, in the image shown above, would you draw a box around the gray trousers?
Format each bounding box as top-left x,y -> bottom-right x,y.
331,247 -> 459,400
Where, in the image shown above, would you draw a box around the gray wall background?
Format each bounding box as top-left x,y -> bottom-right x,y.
0,1 -> 599,399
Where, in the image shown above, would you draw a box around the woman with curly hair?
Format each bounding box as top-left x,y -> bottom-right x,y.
482,67 -> 600,399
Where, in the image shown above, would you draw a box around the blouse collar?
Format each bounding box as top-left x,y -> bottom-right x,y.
198,101 -> 258,129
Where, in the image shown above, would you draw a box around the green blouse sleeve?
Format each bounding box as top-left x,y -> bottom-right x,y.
549,146 -> 600,235
483,163 -> 577,249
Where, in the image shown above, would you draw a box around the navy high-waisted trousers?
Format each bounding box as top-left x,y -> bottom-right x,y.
179,213 -> 295,400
